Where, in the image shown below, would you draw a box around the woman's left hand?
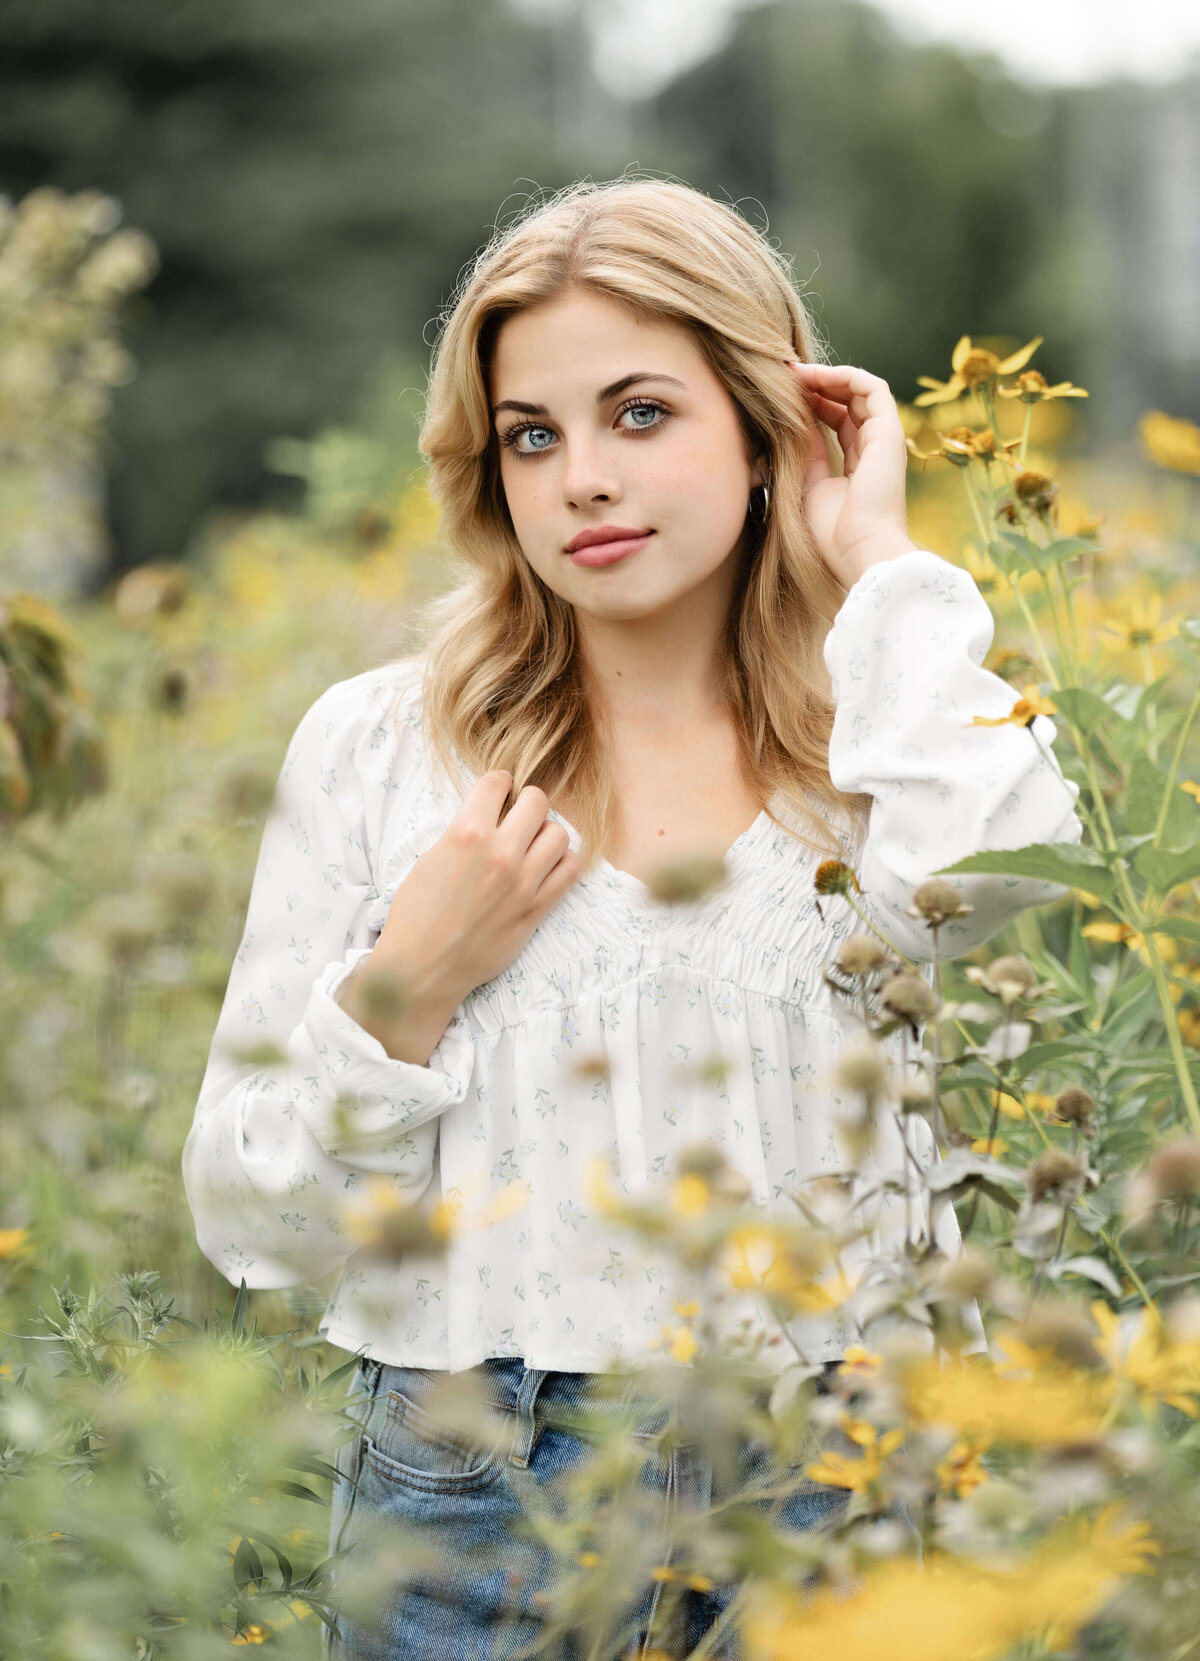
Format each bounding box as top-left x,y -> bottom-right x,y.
787,360 -> 919,590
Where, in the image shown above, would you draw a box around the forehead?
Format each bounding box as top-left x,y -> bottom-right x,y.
489,288 -> 704,394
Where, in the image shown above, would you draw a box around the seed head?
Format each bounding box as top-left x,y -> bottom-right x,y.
834,933 -> 892,977
814,859 -> 861,898
834,1042 -> 889,1104
1053,1085 -> 1096,1127
1027,1148 -> 1087,1204
879,973 -> 941,1026
1147,1136 -> 1200,1202
907,878 -> 974,928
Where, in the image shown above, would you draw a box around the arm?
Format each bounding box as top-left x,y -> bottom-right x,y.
823,547 -> 1083,962
181,673 -> 476,1291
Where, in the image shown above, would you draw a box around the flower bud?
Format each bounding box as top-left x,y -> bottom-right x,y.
834,1042 -> 889,1104
978,954 -> 1038,1002
879,973 -> 940,1026
1027,1148 -> 1087,1204
1146,1136 -> 1200,1202
814,860 -> 861,898
1053,1085 -> 1096,1126
834,933 -> 892,977
907,878 -> 974,927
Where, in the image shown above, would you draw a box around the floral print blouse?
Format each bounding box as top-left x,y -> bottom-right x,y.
182,549 -> 1083,1375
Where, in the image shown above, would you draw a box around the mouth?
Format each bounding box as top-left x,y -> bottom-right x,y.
566,530 -> 655,567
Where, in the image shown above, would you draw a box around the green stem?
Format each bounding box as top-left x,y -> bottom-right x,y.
1153,678 -> 1200,850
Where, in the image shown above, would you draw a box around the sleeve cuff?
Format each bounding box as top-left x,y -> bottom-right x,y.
288,949 -> 475,1160
823,548 -> 957,692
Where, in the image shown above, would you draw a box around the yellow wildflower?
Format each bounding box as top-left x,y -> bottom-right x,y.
670,1174 -> 711,1218
935,1435 -> 993,1498
805,1412 -> 905,1491
905,424 -> 1021,467
1089,1299 -> 1200,1417
968,684 -> 1057,728
1138,409 -> 1200,475
743,1502 -> 1158,1661
998,368 -> 1089,403
1095,591 -> 1179,654
899,1346 -> 1110,1445
915,334 -> 1044,406
1182,780 -> 1200,801
837,1343 -> 883,1380
992,1089 -> 1057,1121
971,1136 -> 1010,1156
673,1298 -> 700,1321
0,1228 -> 31,1261
230,1624 -> 271,1645
1081,923 -> 1180,983
659,1324 -> 699,1365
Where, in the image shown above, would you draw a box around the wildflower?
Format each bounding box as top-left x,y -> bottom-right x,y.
1081,922 -> 1181,979
1027,1148 -> 1088,1205
879,972 -> 940,1031
670,1174 -> 711,1218
998,369 -> 1089,404
993,1088 -> 1058,1120
658,1324 -> 699,1364
1089,1298 -> 1200,1416
1095,592 -> 1179,654
1138,409 -> 1200,475
968,685 -> 1057,728
835,1042 -> 890,1105
834,933 -> 892,977
1145,1136 -> 1200,1202
814,859 -> 861,898
0,1228 -> 31,1261
905,424 -> 1021,466
971,1136 -> 1010,1156
914,334 -> 1044,406
1052,1085 -> 1096,1127
1012,468 -> 1059,518
836,1343 -> 883,1381
805,1412 -> 905,1491
965,954 -> 1039,1002
230,1625 -> 271,1645
1182,780 -> 1200,802
936,1435 -> 992,1497
906,878 -> 974,928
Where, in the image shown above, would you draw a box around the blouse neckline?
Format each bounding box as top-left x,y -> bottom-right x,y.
544,792 -> 783,908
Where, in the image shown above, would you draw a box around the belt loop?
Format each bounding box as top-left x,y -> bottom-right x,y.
507,1364 -> 549,1468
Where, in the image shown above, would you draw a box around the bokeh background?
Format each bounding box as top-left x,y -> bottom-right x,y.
3,0 -> 1198,590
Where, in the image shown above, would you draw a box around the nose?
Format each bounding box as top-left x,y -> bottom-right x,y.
560,430 -> 622,509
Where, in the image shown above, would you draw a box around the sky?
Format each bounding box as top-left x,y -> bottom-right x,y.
511,0 -> 1200,100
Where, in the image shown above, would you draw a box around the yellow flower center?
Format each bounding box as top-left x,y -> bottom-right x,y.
960,348 -> 1001,385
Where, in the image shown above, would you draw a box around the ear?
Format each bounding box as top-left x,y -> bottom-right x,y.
750,453 -> 769,490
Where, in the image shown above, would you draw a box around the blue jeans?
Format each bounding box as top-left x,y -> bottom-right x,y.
323,1355 -> 914,1660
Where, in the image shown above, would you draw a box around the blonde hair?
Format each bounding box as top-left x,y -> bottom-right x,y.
406,174 -> 871,874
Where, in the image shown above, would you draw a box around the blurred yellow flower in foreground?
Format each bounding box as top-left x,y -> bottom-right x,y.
1089,1299 -> 1200,1417
743,1502 -> 1158,1661
915,335 -> 1044,406
0,1227 -> 31,1261
992,1089 -> 1058,1121
805,1413 -> 905,1492
968,685 -> 1057,728
899,1345 -> 1110,1445
670,1173 -> 712,1218
1139,409 -> 1200,476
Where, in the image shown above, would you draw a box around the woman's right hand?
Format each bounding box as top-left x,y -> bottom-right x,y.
337,772 -> 578,1065
379,770 -> 578,999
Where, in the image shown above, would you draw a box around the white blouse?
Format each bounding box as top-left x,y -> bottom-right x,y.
183,549 -> 1083,1375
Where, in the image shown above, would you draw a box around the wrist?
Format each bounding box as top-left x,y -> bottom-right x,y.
336,948 -> 467,1067
842,535 -> 921,586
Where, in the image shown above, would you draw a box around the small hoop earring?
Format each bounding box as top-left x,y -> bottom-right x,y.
750,480 -> 771,524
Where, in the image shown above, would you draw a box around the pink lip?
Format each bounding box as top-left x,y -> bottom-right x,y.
568,533 -> 654,567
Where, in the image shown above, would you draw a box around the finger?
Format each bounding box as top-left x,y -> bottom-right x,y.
527,818 -> 574,888
808,394 -> 863,466
495,782 -> 553,854
789,362 -> 897,425
804,415 -> 833,486
463,769 -> 514,827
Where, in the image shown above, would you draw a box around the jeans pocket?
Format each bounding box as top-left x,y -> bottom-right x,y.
365,1365 -> 510,1494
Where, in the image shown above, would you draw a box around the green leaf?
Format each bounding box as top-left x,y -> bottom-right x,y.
1146,918 -> 1200,949
232,1277 -> 248,1339
1010,1039 -> 1099,1081
1124,753 -> 1196,847
1051,686 -> 1117,740
1133,842 -> 1200,895
935,841 -> 1116,904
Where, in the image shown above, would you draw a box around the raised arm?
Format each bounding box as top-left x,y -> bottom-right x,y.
181,671 -> 476,1291
822,547 -> 1083,962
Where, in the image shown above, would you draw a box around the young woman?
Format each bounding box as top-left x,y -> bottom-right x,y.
183,177 -> 1082,1657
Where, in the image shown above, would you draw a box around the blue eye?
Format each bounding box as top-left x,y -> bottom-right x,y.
499,398 -> 670,460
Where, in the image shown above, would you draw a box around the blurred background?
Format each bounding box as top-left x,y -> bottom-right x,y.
0,0 -> 1198,590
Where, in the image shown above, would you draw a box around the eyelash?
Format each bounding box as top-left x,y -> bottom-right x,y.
498,397 -> 671,460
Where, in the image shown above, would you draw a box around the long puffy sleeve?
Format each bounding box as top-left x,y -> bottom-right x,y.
823,547 -> 1083,962
182,669 -> 476,1291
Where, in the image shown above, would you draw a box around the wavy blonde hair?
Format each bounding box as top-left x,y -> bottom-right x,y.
406,175 -> 872,874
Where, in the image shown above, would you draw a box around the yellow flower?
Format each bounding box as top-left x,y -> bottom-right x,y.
968,685 -> 1057,728
1181,1009 -> 1200,1049
1095,591 -> 1179,654
1081,923 -> 1180,980
659,1324 -> 699,1365
900,1346 -> 1111,1445
0,1228 -> 31,1261
992,1089 -> 1057,1121
1138,409 -> 1200,475
837,1343 -> 883,1380
670,1174 -> 711,1218
915,334 -> 1044,406
906,424 -> 1022,467
935,1435 -> 993,1498
998,368 -> 1089,403
971,1136 -> 1010,1156
230,1624 -> 271,1645
805,1412 -> 905,1492
1089,1299 -> 1200,1417
1182,780 -> 1200,802
743,1502 -> 1158,1661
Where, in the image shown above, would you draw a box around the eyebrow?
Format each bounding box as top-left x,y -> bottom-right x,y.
491,372 -> 686,417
